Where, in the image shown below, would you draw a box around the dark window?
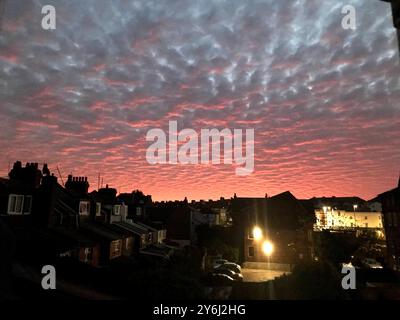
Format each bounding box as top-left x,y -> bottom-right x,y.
23,196 -> 32,214
248,246 -> 254,257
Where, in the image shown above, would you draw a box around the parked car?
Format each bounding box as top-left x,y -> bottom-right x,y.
212,258 -> 228,269
214,267 -> 243,281
362,258 -> 383,269
219,262 -> 241,274
203,273 -> 235,286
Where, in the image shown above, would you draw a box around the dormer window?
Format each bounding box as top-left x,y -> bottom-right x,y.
96,202 -> 101,217
120,205 -> 128,217
79,201 -> 90,216
23,196 -> 32,214
114,205 -> 121,216
8,194 -> 32,215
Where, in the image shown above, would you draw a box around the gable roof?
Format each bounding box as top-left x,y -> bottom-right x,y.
80,223 -> 123,241
112,221 -> 148,236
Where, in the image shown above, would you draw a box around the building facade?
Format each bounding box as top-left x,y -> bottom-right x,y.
378,177 -> 400,271
231,192 -> 315,270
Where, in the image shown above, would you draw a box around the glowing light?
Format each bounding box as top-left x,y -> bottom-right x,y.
252,226 -> 263,241
262,240 -> 274,256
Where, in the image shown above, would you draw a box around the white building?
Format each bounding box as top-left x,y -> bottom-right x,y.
315,206 -> 383,231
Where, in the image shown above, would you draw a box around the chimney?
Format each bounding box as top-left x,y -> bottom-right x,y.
9,160 -> 42,187
65,175 -> 90,195
42,163 -> 50,176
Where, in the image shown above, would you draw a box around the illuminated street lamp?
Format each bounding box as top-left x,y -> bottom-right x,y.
262,240 -> 274,256
252,226 -> 263,241
353,204 -> 358,228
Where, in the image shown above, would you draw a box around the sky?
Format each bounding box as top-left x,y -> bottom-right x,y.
0,0 -> 399,201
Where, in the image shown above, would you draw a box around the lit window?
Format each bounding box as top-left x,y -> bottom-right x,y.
110,240 -> 122,259
79,201 -> 90,216
114,205 -> 121,216
84,247 -> 93,263
8,194 -> 31,215
96,202 -> 101,217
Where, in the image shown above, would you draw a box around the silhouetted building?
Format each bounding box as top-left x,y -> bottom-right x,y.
378,175 -> 400,271
8,161 -> 43,188
118,189 -> 152,221
381,0 -> 400,52
65,175 -> 89,195
231,191 -> 315,270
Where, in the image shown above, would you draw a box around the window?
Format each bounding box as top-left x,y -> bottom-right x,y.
125,238 -> 132,250
60,251 -> 72,258
248,229 -> 254,240
23,196 -> 32,214
84,248 -> 93,263
248,246 -> 255,257
110,240 -> 122,259
114,205 -> 121,216
79,201 -> 90,216
96,202 -> 101,217
8,194 -> 31,215
136,207 -> 142,216
121,205 -> 128,217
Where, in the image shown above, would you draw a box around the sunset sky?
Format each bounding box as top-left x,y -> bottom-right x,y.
0,0 -> 399,201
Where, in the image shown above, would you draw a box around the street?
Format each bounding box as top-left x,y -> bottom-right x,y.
241,268 -> 289,283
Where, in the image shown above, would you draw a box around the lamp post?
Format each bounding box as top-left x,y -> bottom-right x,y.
252,226 -> 263,241
252,226 -> 274,257
353,204 -> 358,228
262,240 -> 274,256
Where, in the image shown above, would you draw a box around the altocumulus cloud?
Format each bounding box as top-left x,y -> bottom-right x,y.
0,0 -> 399,200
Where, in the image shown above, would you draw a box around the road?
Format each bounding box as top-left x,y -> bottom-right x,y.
241,268 -> 289,283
